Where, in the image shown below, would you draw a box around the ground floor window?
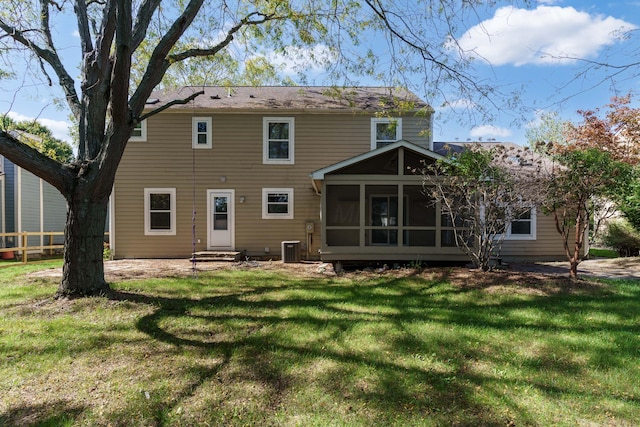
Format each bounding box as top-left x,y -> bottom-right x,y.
144,188 -> 176,235
505,207 -> 536,240
262,188 -> 294,219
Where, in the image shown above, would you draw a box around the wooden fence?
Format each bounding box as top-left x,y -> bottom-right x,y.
0,231 -> 109,264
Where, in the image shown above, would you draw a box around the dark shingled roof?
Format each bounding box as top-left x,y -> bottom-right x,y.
146,86 -> 429,112
433,141 -> 524,157
433,141 -> 555,171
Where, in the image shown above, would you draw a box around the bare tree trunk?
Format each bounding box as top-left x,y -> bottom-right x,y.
56,190 -> 110,298
569,213 -> 586,280
569,259 -> 579,279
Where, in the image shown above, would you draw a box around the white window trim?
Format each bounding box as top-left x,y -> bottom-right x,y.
129,120 -> 147,142
263,117 -> 295,164
371,117 -> 402,150
262,188 -> 294,219
192,117 -> 212,149
504,207 -> 537,240
144,188 -> 176,235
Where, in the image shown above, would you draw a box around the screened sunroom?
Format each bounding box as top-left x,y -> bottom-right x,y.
310,140 -> 469,263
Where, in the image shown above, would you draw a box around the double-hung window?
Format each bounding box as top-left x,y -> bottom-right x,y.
129,120 -> 147,142
192,117 -> 212,149
371,118 -> 402,150
263,117 -> 295,164
144,188 -> 176,235
262,188 -> 294,219
506,207 -> 536,240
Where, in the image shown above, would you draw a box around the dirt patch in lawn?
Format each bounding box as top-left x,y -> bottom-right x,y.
28,258 -> 334,281
26,257 -> 617,297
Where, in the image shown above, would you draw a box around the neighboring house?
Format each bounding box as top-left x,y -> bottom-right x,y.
111,86 -> 575,262
0,155 -> 68,251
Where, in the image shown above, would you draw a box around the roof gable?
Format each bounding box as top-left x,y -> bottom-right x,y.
310,140 -> 445,179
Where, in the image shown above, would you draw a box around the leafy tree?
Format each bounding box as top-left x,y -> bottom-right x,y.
540,148 -> 633,278
525,111 -> 569,153
565,95 -> 640,165
0,0 -> 514,298
0,115 -> 73,163
527,98 -> 640,275
566,96 -> 640,239
620,174 -> 640,230
421,144 -> 542,271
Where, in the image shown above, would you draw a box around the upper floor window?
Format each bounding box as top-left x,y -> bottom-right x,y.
144,188 -> 176,235
262,188 -> 294,219
130,120 -> 147,142
263,117 -> 295,164
371,118 -> 402,150
192,117 -> 212,149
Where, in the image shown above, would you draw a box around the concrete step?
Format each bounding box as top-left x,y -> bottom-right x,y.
191,251 -> 243,262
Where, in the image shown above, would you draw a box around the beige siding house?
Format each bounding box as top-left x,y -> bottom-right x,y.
112,86 -> 573,262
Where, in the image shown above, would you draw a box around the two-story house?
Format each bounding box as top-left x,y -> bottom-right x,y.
111,86 -> 574,263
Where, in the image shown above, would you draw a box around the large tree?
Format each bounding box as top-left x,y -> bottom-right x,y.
0,0 -> 505,298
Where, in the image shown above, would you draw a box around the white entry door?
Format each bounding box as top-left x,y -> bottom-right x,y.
208,190 -> 234,250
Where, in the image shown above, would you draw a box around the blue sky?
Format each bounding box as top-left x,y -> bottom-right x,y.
2,0 -> 640,147
432,0 -> 640,145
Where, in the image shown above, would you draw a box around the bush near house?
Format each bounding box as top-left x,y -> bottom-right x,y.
603,219 -> 640,257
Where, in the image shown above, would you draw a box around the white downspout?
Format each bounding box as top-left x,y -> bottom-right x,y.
109,187 -> 115,259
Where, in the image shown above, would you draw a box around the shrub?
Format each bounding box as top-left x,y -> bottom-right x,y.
620,177 -> 640,230
603,219 -> 640,257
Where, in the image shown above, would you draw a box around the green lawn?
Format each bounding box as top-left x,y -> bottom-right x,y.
589,247 -> 619,258
1,261 -> 639,426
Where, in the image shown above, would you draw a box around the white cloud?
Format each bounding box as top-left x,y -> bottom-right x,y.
455,6 -> 637,66
7,112 -> 72,143
470,125 -> 512,139
264,44 -> 337,75
441,98 -> 478,110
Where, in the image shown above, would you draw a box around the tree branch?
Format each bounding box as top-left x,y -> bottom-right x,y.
0,131 -> 73,196
128,0 -> 206,114
72,0 -> 94,54
139,90 -> 205,121
95,0 -> 117,64
362,0 -> 491,107
131,0 -> 163,51
110,0 -> 133,127
129,7 -> 279,115
168,12 -> 276,62
0,13 -> 82,120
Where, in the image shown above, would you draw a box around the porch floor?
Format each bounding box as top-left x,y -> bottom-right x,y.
191,251 -> 243,262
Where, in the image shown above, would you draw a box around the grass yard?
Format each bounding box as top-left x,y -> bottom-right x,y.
589,248 -> 619,258
1,261 -> 639,426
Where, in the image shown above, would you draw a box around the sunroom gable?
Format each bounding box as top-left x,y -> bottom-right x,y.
309,140 -> 445,180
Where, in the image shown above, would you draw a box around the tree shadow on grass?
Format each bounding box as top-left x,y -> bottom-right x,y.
103,271 -> 640,426
0,401 -> 85,427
